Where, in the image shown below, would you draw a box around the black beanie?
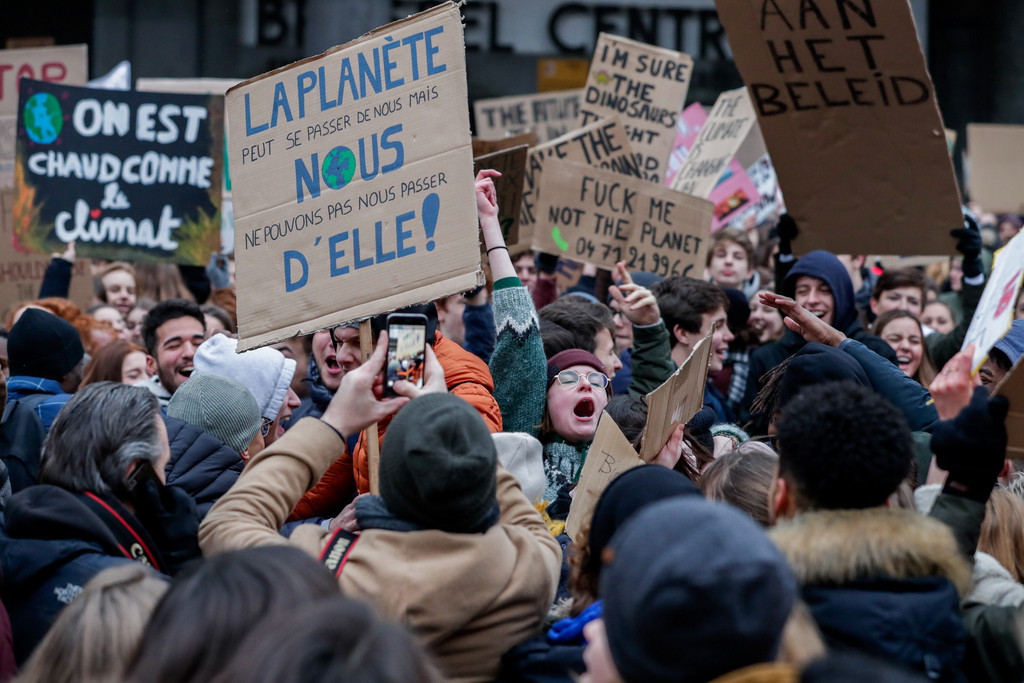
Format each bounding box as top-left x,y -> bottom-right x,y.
379,393 -> 498,533
8,308 -> 85,381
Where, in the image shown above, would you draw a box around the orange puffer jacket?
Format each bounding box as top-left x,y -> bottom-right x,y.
288,333 -> 503,521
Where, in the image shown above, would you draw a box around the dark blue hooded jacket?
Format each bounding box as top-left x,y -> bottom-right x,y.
742,251 -> 898,430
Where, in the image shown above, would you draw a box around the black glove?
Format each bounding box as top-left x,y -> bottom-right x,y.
133,480 -> 202,575
775,213 -> 798,256
931,386 -> 1009,503
535,252 -> 559,276
951,213 -> 983,279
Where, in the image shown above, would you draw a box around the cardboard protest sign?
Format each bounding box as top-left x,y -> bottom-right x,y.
716,0 -> 961,256
473,89 -> 582,144
710,159 -> 760,231
1,45 -> 88,189
962,231 -> 1024,373
473,145 -> 527,245
532,157 -> 711,276
519,117 -> 641,249
0,189 -> 93,311
13,79 -> 223,265
665,102 -> 707,187
967,124 -> 1024,214
670,88 -> 757,200
579,34 -> 693,185
998,364 -> 1024,458
472,130 -> 536,158
728,122 -> 785,228
565,412 -> 644,542
227,3 -> 482,351
639,329 -> 713,462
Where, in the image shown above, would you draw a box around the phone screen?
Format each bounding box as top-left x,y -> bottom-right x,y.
386,323 -> 426,395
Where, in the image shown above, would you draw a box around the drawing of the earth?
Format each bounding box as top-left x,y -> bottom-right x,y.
23,92 -> 62,144
322,145 -> 357,189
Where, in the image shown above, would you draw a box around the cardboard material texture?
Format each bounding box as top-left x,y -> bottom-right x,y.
727,122 -> 785,227
1,45 -> 88,189
472,130 -> 537,158
580,34 -> 693,185
716,0 -> 960,256
14,79 -> 223,265
639,328 -> 713,462
474,145 -> 527,246
565,412 -> 644,542
0,189 -> 93,311
473,89 -> 582,143
519,116 -> 640,248
962,231 -> 1024,373
967,124 -> 1024,214
532,157 -> 711,276
998,362 -> 1024,458
670,87 -> 757,200
665,102 -> 707,187
227,3 -> 483,351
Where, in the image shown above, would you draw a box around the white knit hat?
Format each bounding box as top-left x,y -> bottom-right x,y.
193,333 -> 296,421
492,432 -> 545,505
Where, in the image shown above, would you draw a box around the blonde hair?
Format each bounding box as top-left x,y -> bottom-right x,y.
700,442 -> 779,527
15,564 -> 167,683
979,488 -> 1024,583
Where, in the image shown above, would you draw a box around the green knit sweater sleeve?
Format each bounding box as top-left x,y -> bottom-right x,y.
490,279 -> 547,438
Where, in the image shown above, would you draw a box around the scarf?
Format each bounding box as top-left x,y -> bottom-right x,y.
542,439 -> 590,503
355,495 -> 500,534
303,354 -> 334,413
76,491 -> 169,574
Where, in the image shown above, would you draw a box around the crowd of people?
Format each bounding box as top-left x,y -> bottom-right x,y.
0,166 -> 1021,683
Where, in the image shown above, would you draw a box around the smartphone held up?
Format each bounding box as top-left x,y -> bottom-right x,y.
384,313 -> 428,397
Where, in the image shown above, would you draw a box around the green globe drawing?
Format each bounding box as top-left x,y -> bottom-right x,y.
23,92 -> 62,144
321,145 -> 357,190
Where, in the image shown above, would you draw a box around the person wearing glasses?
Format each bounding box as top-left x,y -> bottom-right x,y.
477,170 -> 617,502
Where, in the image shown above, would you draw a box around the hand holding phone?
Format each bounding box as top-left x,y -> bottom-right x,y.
385,313 -> 428,397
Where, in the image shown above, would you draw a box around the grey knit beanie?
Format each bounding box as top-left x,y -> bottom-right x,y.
166,373 -> 261,453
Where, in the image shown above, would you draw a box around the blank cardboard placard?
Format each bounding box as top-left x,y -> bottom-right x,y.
473,144 -> 528,245
472,130 -> 537,158
716,0 -> 960,256
519,116 -> 640,249
473,89 -> 582,143
580,34 -> 693,185
0,189 -> 94,310
228,3 -> 482,351
962,231 -> 1024,373
998,364 -> 1024,458
532,157 -> 711,276
670,88 -> 758,200
967,124 -> 1024,214
639,328 -> 713,462
565,413 -> 644,542
1,45 -> 88,189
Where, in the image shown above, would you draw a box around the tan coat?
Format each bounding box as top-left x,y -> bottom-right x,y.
199,418 -> 561,683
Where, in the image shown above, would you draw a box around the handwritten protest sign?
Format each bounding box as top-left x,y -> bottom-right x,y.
472,130 -> 536,158
532,157 -> 711,276
716,0 -> 960,256
639,329 -> 712,462
0,189 -> 93,311
473,89 -> 582,143
474,145 -> 527,245
579,34 -> 692,185
665,102 -> 707,187
967,124 -> 1024,214
565,412 -> 644,542
1,45 -> 88,189
998,364 -> 1024,458
670,88 -> 757,200
709,159 -> 760,231
962,231 -> 1024,373
519,117 -> 640,248
227,3 -> 482,351
728,122 -> 785,228
14,79 -> 223,265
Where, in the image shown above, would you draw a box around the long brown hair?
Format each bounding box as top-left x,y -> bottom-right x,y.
873,309 -> 937,387
701,442 -> 779,527
82,339 -> 148,386
134,263 -> 194,302
979,488 -> 1024,583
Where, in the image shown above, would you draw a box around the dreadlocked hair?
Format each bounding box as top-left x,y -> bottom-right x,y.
751,356 -> 795,418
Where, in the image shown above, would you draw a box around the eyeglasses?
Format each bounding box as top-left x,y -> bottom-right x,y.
554,370 -> 609,390
260,417 -> 273,437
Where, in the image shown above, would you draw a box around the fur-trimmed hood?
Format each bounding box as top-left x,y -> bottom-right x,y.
770,507 -> 972,597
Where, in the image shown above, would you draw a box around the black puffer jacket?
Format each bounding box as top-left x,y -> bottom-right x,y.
163,416 -> 244,520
